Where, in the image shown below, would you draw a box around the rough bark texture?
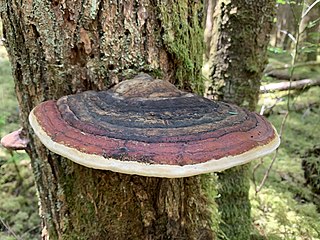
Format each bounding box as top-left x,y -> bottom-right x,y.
206,1 -> 275,239
0,0 -> 218,239
207,0 -> 275,109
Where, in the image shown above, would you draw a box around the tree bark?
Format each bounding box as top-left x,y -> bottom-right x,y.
269,2 -> 302,50
1,1 -> 217,239
206,1 -> 275,239
299,0 -> 320,62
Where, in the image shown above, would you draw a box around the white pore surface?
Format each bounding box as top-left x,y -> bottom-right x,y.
29,109 -> 281,178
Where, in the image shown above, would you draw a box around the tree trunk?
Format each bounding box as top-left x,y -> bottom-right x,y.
1,1 -> 218,239
299,0 -> 320,62
206,1 -> 275,239
269,2 -> 302,50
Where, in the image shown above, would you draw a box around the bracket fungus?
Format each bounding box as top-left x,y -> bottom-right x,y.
1,128 -> 29,151
29,74 -> 280,178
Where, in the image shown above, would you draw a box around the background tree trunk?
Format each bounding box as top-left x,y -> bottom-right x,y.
206,1 -> 275,239
269,1 -> 303,50
1,1 -> 218,239
299,0 -> 320,62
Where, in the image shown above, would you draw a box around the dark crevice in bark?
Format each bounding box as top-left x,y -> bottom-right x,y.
70,45 -> 87,67
97,0 -> 105,62
31,24 -> 49,99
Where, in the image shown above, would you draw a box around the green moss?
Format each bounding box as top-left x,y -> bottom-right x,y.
57,162 -> 219,239
201,174 -> 221,238
158,0 -> 204,94
252,86 -> 320,239
0,157 -> 40,240
217,165 -> 252,240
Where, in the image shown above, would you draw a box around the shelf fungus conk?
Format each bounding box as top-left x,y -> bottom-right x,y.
29,74 -> 280,178
1,128 -> 29,151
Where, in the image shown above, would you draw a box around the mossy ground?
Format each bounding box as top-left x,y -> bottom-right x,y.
250,49 -> 320,239
1,36 -> 320,240
0,153 -> 41,240
251,99 -> 320,239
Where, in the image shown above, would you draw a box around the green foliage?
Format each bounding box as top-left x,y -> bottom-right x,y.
300,41 -> 319,54
276,0 -> 287,5
0,116 -> 5,126
268,46 -> 287,54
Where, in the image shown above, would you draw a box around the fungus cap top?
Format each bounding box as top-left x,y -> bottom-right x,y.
1,128 -> 29,150
29,74 -> 280,178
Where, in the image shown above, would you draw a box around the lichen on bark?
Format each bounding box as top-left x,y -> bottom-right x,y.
60,165 -> 218,239
207,0 -> 275,110
0,0 -> 218,239
206,1 -> 276,239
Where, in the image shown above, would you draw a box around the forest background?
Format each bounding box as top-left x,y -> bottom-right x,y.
0,0 -> 320,239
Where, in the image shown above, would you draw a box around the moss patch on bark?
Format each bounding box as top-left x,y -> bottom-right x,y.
158,0 -> 205,94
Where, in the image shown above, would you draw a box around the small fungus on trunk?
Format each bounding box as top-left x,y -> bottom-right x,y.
29,74 -> 280,178
1,128 -> 29,151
